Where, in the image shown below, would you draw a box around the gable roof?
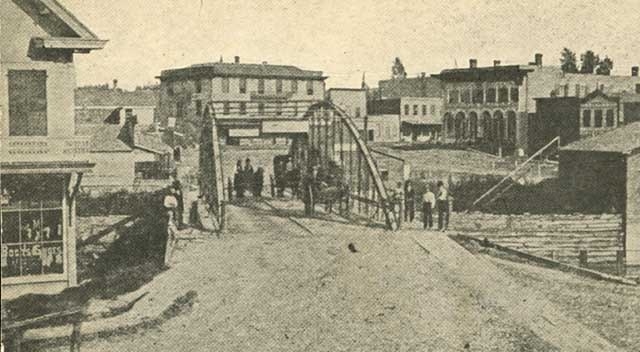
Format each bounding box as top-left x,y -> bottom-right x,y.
160,62 -> 325,81
75,123 -> 171,154
75,87 -> 158,107
75,124 -> 132,152
378,77 -> 443,98
561,121 -> 640,154
29,0 -> 107,51
581,89 -> 619,104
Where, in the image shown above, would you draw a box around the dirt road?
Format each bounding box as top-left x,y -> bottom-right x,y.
45,200 -> 620,351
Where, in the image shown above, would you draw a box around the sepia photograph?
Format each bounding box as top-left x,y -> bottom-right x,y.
1,0 -> 639,351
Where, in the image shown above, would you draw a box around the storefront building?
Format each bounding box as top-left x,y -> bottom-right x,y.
1,0 -> 105,299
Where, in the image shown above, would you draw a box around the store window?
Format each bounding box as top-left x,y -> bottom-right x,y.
510,87 -> 519,103
461,90 -> 471,104
306,80 -> 314,95
486,88 -> 496,103
239,78 -> 247,94
582,110 -> 591,127
222,78 -> 230,93
276,79 -> 283,94
448,90 -> 459,104
404,104 -> 410,115
8,70 -> 48,136
498,87 -> 509,103
606,109 -> 615,127
413,105 -> 418,115
1,174 -> 65,278
291,80 -> 298,93
472,88 -> 484,104
422,105 -> 427,115
594,109 -> 603,127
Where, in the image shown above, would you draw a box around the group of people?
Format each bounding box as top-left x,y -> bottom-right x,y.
393,175 -> 450,231
233,158 -> 264,198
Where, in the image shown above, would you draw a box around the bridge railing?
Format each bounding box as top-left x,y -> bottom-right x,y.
298,102 -> 399,230
199,103 -> 226,231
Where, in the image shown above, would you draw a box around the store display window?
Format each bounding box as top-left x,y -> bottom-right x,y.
1,174 -> 65,278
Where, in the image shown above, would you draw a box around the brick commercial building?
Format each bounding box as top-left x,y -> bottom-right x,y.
433,54 -> 640,156
158,57 -> 326,147
1,0 -> 106,298
559,122 -> 640,266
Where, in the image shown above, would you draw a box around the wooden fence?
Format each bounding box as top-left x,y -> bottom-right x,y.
449,212 -> 625,265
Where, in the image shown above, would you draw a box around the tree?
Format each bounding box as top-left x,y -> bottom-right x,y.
560,48 -> 578,73
596,56 -> 614,75
392,57 -> 407,79
580,50 -> 600,74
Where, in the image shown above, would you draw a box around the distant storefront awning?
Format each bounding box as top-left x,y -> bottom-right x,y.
401,121 -> 441,127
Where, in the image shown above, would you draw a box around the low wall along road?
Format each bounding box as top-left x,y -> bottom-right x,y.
449,212 -> 624,266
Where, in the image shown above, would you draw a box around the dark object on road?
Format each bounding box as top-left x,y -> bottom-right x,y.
348,243 -> 358,253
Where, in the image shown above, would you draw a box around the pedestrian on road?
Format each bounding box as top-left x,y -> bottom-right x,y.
163,187 -> 179,224
436,181 -> 450,231
243,158 -> 254,197
253,167 -> 264,197
172,178 -> 184,228
404,181 -> 415,223
234,160 -> 244,198
422,186 -> 435,230
303,166 -> 320,216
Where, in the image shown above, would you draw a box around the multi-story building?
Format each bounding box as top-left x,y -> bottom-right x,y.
1,0 -> 106,298
376,75 -> 444,142
158,57 -> 326,146
367,97 -> 442,142
326,88 -> 366,118
434,54 -> 640,155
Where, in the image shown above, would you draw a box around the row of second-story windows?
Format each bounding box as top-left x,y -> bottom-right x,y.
582,109 -> 616,128
220,77 -> 314,95
7,70 -> 48,136
184,101 -> 294,117
403,104 -> 438,116
448,87 -> 519,105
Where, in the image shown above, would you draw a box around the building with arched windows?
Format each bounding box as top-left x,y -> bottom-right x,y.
434,54 -> 640,156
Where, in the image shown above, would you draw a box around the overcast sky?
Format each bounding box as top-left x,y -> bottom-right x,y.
61,0 -> 640,90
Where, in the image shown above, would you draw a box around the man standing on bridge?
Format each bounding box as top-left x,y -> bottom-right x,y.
436,181 -> 450,231
303,166 -> 320,216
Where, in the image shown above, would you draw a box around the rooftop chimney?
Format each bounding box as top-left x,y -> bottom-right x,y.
535,53 -> 543,66
112,79 -> 118,90
469,59 -> 478,69
234,56 -> 240,64
421,72 -> 426,78
262,61 -> 268,65
632,66 -> 639,77
493,60 -> 501,67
